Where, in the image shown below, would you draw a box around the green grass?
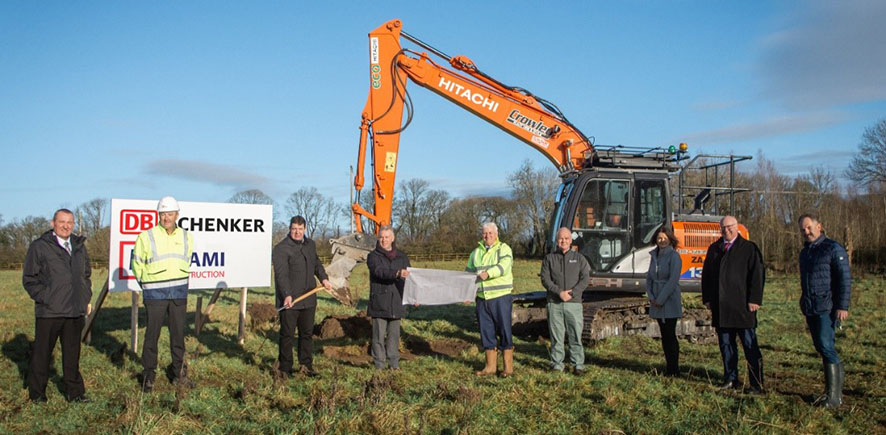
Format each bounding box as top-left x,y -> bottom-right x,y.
1,260 -> 884,433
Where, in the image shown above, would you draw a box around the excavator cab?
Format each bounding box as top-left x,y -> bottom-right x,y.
551,169 -> 671,290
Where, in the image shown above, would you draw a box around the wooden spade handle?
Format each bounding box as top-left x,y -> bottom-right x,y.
278,286 -> 324,311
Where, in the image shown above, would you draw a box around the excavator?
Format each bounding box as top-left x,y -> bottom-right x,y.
324,19 -> 751,343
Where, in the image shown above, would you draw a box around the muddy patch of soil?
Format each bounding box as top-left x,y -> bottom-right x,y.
315,314 -> 372,339
247,303 -> 278,329
403,336 -> 474,358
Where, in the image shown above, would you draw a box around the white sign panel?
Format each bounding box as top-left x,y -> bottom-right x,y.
109,199 -> 272,292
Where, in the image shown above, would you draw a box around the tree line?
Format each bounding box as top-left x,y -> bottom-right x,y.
2,119 -> 885,272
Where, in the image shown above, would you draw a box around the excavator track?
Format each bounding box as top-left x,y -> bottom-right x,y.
512,291 -> 716,345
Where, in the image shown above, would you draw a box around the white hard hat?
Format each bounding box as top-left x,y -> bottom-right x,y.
157,196 -> 180,213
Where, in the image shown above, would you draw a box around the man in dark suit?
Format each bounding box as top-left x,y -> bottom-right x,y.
22,209 -> 93,402
272,215 -> 332,378
702,215 -> 765,394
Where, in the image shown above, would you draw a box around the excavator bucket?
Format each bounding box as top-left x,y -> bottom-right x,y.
322,232 -> 378,307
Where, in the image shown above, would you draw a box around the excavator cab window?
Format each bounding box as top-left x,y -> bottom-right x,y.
635,179 -> 667,245
571,179 -> 632,273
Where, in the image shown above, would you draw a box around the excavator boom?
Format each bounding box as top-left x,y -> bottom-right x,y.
352,19 -> 595,232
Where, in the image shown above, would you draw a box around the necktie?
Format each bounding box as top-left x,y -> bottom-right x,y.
64,240 -> 71,254
724,241 -> 732,251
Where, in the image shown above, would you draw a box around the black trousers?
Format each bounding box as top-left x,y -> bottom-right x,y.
29,316 -> 86,400
278,305 -> 316,372
142,299 -> 187,379
656,318 -> 680,374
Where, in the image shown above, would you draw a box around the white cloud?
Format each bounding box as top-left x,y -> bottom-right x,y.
681,112 -> 845,145
773,150 -> 855,173
144,159 -> 272,190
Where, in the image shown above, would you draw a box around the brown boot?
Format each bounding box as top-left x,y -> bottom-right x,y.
475,349 -> 497,376
500,348 -> 514,378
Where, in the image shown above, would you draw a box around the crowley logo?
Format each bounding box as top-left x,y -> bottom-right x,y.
507,109 -> 552,138
120,209 -> 157,235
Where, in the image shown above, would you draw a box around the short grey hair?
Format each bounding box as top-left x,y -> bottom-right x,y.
481,222 -> 498,233
378,225 -> 395,235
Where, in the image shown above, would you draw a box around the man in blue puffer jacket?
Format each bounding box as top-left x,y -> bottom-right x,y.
798,213 -> 851,408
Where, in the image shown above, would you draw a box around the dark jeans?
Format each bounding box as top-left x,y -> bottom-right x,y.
279,305 -> 316,372
29,317 -> 86,400
476,294 -> 513,350
371,317 -> 401,369
142,298 -> 187,379
716,327 -> 764,388
806,312 -> 840,364
657,318 -> 680,374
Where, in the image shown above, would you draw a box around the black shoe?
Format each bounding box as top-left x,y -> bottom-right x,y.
719,380 -> 739,390
29,395 -> 48,403
573,368 -> 585,376
142,379 -> 154,393
141,375 -> 155,393
746,385 -> 765,395
304,367 -> 320,378
172,376 -> 196,389
66,395 -> 91,403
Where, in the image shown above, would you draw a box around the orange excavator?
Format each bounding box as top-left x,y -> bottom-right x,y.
326,19 -> 751,342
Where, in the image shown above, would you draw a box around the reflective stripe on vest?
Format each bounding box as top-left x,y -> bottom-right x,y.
146,227 -> 190,264
141,277 -> 189,290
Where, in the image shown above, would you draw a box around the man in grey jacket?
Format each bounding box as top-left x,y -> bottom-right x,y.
22,209 -> 92,402
541,227 -> 590,374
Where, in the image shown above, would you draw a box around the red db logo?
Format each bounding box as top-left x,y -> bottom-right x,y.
120,209 -> 157,235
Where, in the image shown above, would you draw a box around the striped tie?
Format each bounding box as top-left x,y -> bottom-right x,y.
64,240 -> 71,254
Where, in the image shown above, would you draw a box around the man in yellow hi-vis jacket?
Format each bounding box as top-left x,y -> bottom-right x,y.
131,196 -> 194,392
466,222 -> 515,378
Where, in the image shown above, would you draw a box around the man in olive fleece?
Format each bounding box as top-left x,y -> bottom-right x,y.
541,227 -> 590,374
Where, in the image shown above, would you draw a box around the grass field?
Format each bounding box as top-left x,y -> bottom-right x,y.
1,259 -> 884,433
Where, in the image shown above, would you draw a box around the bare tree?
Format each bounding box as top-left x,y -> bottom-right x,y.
285,187 -> 340,239
433,196 -> 521,253
392,178 -> 452,244
229,189 -> 277,222
846,118 -> 886,187
74,198 -> 108,237
508,160 -> 560,256
229,189 -> 274,205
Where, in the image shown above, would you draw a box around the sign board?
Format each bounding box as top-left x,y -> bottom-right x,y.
109,199 -> 272,291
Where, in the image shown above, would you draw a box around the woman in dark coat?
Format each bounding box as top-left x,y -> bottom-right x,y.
366,225 -> 411,370
646,226 -> 683,376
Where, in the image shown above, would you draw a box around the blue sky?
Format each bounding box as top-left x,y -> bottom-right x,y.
2,1 -> 885,223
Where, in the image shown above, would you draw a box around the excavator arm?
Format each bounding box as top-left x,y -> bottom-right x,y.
352,19 -> 596,232
325,19 -> 596,306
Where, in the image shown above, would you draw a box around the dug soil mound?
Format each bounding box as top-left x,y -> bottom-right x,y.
403,335 -> 474,357
315,314 -> 372,339
247,303 -> 278,329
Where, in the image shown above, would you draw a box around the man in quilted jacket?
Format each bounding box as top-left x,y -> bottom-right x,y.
798,213 -> 851,408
